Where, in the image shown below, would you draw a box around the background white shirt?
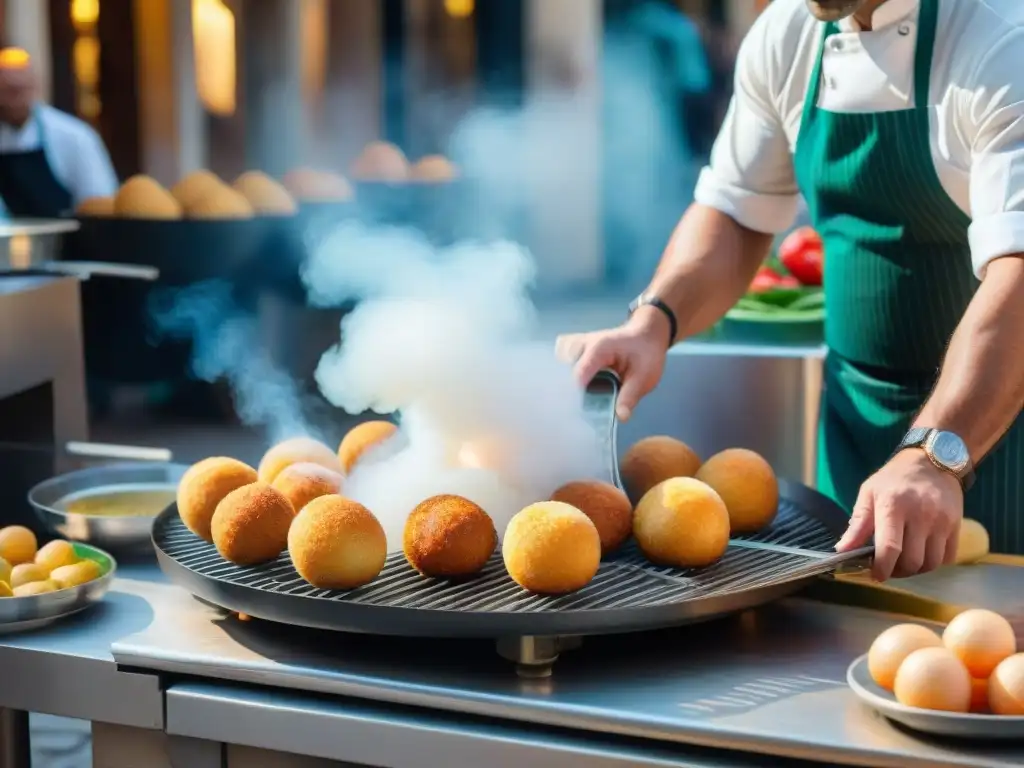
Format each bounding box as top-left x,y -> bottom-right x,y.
694,0 -> 1024,278
0,103 -> 118,212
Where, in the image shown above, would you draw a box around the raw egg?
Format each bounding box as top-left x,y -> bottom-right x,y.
893,647 -> 972,712
942,609 -> 1016,679
868,623 -> 943,691
989,653 -> 1024,715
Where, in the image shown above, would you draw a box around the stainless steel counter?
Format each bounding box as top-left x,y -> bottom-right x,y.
3,563 -> 1024,768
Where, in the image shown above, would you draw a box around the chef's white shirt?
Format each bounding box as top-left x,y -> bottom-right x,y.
0,103 -> 118,210
694,0 -> 1024,278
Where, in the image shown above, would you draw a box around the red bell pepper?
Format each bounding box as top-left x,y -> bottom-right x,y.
778,227 -> 824,286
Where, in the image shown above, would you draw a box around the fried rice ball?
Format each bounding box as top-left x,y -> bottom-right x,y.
350,141 -> 410,182
551,480 -> 633,555
282,168 -> 354,202
633,477 -> 730,568
410,155 -> 458,182
177,457 -> 259,542
337,421 -> 398,474
288,495 -> 387,589
502,501 -> 601,595
403,494 -> 497,578
258,437 -> 343,484
115,175 -> 182,219
76,196 -> 115,216
233,171 -> 298,215
695,448 -> 779,534
184,184 -> 255,219
170,170 -> 223,209
621,436 -> 702,503
211,483 -> 294,566
271,462 -> 343,514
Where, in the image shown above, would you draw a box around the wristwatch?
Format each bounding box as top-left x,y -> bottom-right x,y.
895,427 -> 976,491
628,292 -> 678,347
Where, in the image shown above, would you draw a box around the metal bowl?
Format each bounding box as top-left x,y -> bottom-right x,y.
0,542 -> 116,634
28,462 -> 187,553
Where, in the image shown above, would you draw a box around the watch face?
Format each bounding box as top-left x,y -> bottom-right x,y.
929,431 -> 970,471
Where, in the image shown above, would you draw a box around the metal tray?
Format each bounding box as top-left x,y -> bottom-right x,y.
847,654 -> 1024,740
0,543 -> 116,634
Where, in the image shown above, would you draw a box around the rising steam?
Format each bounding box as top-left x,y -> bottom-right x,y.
150,281 -> 319,445
305,224 -> 603,549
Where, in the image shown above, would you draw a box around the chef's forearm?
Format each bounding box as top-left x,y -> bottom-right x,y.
643,204 -> 774,342
914,256 -> 1024,461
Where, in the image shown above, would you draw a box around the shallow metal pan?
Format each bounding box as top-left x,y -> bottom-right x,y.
0,542 -> 116,634
29,456 -> 185,554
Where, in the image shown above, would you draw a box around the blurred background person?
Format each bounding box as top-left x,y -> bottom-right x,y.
0,43 -> 117,219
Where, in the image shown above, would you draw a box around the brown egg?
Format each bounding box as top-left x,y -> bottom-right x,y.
271,462 -> 343,514
282,168 -> 354,202
350,141 -> 410,182
403,495 -> 497,578
955,518 -> 990,565
551,480 -> 632,555
288,495 -> 387,589
971,676 -> 990,713
621,436 -> 702,503
338,421 -> 398,474
894,647 -> 972,712
115,175 -> 182,219
0,526 -> 38,566
76,196 -> 115,217
989,653 -> 1024,715
259,437 -> 343,484
170,170 -> 223,209
177,457 -> 259,542
211,483 -> 294,566
233,171 -> 297,215
0,556 -> 10,586
184,184 -> 255,219
633,478 -> 730,568
10,563 -> 49,588
13,580 -> 59,597
50,559 -> 101,589
410,155 -> 458,183
942,609 -> 1017,679
695,448 -> 779,534
35,540 -> 79,573
503,501 -> 601,595
867,623 -> 943,691
0,582 -> 12,598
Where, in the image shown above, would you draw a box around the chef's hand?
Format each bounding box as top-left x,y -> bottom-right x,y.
555,311 -> 669,422
835,450 -> 964,581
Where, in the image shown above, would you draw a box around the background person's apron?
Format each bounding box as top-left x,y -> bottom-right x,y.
794,0 -> 1024,554
0,107 -> 74,217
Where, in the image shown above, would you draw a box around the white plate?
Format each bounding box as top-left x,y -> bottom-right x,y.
847,654 -> 1024,740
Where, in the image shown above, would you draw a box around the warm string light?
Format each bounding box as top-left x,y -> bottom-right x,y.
69,0 -> 102,122
444,0 -> 475,19
192,0 -> 237,117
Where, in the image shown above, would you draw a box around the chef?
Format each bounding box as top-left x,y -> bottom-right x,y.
0,45 -> 118,218
557,0 -> 1024,580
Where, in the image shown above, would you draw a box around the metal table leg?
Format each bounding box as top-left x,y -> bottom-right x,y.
0,708 -> 31,768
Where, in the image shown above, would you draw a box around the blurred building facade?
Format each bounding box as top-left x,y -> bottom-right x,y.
0,0 -> 763,291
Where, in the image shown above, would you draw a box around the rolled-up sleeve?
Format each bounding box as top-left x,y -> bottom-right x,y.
694,10 -> 800,235
965,25 -> 1024,279
70,125 -> 119,204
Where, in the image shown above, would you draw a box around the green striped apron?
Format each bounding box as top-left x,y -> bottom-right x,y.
794,0 -> 1024,554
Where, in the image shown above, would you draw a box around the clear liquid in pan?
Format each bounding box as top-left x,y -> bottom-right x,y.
58,483 -> 176,518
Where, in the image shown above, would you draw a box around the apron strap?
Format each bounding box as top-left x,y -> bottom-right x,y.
913,0 -> 939,108
800,21 -> 839,128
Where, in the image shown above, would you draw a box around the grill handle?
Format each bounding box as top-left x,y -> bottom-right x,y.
64,441 -> 173,463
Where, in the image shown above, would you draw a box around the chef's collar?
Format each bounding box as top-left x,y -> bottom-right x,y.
837,0 -> 917,32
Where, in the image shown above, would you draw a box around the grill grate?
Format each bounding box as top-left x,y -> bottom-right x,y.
152,371 -> 865,637
153,489 -> 852,632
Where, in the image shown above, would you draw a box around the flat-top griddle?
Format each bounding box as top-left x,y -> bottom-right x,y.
153,371 -> 870,675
